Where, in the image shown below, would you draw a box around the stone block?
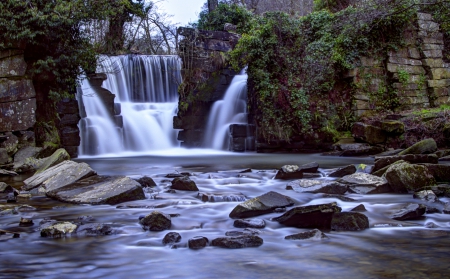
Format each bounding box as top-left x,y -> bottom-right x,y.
427,79 -> 450,88
420,37 -> 444,44
206,39 -> 233,52
392,74 -> 424,84
398,96 -> 429,105
360,57 -> 382,67
387,64 -> 425,75
430,87 -> 449,97
418,20 -> 440,32
177,129 -> 204,142
422,58 -> 445,68
114,115 -> 123,128
417,13 -> 433,21
397,90 -> 427,98
64,146 -> 78,158
435,96 -> 450,105
56,98 -> 79,114
422,44 -> 444,51
392,83 -> 419,90
422,50 -> 443,58
60,126 -> 80,147
0,99 -> 36,132
408,48 -> 421,59
0,49 -> 23,60
430,68 -> 450,80
0,78 -> 35,103
229,137 -> 246,152
388,57 -> 422,66
59,114 -> 81,126
388,49 -> 409,58
418,30 -> 443,39
0,55 -> 27,78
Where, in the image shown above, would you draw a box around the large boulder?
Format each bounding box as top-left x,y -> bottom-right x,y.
398,138 -> 437,155
390,203 -> 426,220
274,162 -> 319,180
273,202 -> 341,229
171,176 -> 199,191
22,160 -> 96,192
211,235 -> 263,248
372,154 -> 439,172
139,211 -> 171,231
420,164 -> 450,182
331,212 -> 369,231
46,175 -> 145,205
229,191 -> 295,218
338,173 -> 391,194
352,122 -> 386,144
286,179 -> 348,195
384,162 -> 436,193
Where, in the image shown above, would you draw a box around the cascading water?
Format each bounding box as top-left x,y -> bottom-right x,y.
78,55 -> 182,156
203,70 -> 248,150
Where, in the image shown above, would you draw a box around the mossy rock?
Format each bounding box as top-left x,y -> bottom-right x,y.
398,138 -> 437,155
384,162 -> 436,193
35,148 -> 70,174
381,121 -> 405,135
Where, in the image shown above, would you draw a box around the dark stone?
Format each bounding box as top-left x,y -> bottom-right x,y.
275,162 -> 319,180
229,191 -> 295,218
60,126 -> 80,146
351,204 -> 367,212
413,190 -> 438,202
390,203 -> 426,220
339,173 -> 391,194
286,179 -> 348,195
76,223 -> 114,236
420,164 -> 450,182
59,114 -> 80,126
229,137 -> 246,152
372,154 -> 439,172
136,176 -> 157,187
233,219 -> 266,229
171,176 -> 199,191
420,185 -> 450,197
162,232 -> 182,245
197,192 -> 246,202
16,131 -> 35,149
327,165 -> 357,177
19,217 -> 34,227
0,78 -> 35,102
0,182 -> 13,193
273,202 -> 342,229
331,212 -> 369,231
352,122 -> 386,144
371,160 -> 406,177
398,138 -> 437,155
0,99 -> 36,133
225,228 -> 260,237
340,146 -> 384,157
0,55 -> 27,77
443,203 -> 450,214
285,229 -> 328,240
381,121 -> 405,134
0,148 -> 8,164
139,211 -> 171,231
188,236 -> 209,249
384,162 -> 436,193
57,98 -> 79,114
64,146 -> 78,158
166,173 -> 185,178
211,235 -> 263,248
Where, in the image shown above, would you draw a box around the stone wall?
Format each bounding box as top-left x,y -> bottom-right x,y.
0,45 -> 37,164
349,12 -> 450,116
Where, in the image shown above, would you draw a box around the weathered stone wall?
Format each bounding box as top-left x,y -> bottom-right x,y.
0,45 -> 37,164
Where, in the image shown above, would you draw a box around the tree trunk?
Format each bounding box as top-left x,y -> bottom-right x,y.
208,0 -> 218,12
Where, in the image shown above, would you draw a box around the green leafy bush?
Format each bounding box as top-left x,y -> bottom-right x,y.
196,3 -> 254,33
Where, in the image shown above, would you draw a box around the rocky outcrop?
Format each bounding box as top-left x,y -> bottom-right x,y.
229,191 -> 295,218
273,202 -> 342,229
398,138 -> 437,155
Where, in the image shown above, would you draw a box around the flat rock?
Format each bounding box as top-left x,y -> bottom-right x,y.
211,235 -> 263,248
46,175 -> 145,205
0,169 -> 17,176
384,162 -> 436,193
22,160 -> 96,192
338,173 -> 391,194
286,179 -> 348,195
327,165 -> 356,177
229,191 -> 295,219
398,138 -> 437,155
233,218 -> 266,229
285,229 -> 328,240
273,202 -> 342,229
331,212 -> 369,231
390,203 -> 426,220
139,211 -> 171,231
171,176 -> 198,191
0,182 -> 13,193
197,192 -> 247,202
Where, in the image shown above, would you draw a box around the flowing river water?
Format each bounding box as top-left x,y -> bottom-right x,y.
1,152 -> 450,279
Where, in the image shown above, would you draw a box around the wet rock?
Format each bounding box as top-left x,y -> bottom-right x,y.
162,232 -> 181,245
0,169 -> 17,176
331,212 -> 369,231
0,148 -> 9,164
19,217 -> 33,227
46,175 -> 145,205
7,192 -> 17,203
420,184 -> 450,197
286,179 -> 347,195
275,162 -> 319,180
420,164 -> 450,182
188,236 -> 209,249
197,192 -> 247,202
229,191 -> 295,219
233,218 -> 266,229
371,160 -> 406,177
139,211 -> 171,231
425,222 -> 439,228
327,165 -> 356,177
0,182 -> 13,193
273,202 -> 341,229
443,203 -> 450,214
171,176 -> 199,191
22,160 -> 96,192
352,122 -> 386,144
372,154 -> 438,172
12,146 -> 42,172
390,203 -> 426,220
435,149 -> 450,158
322,194 -> 356,202
340,145 -> 384,156
351,204 -> 367,212
426,206 -> 440,214
384,162 -> 436,193
225,228 -> 260,236
302,173 -> 322,179
136,176 -> 156,187
16,205 -> 36,212
211,235 -> 263,248
166,173 -> 185,178
374,149 -> 403,157
285,229 -> 328,240
398,138 -> 437,155
413,190 -> 438,202
77,215 -> 94,224
76,223 -> 114,236
381,121 -> 405,135
40,221 -> 78,238
338,173 -> 391,194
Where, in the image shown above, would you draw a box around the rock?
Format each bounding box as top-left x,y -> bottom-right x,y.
381,121 -> 405,134
229,191 -> 295,219
351,204 -> 367,212
413,190 -> 438,202
224,23 -> 237,32
420,185 -> 450,197
327,165 -> 356,177
384,162 -> 436,193
46,175 -> 145,205
0,99 -> 36,133
139,211 -> 171,231
338,173 -> 391,194
398,138 -> 437,155
7,192 -> 17,203
76,223 -> 114,236
352,122 -> 386,144
171,176 -> 199,191
211,235 -> 263,248
390,203 -> 426,220
286,179 -> 347,195
0,132 -> 18,155
40,222 -> 77,238
372,154 -> 438,172
275,162 -> 319,179
197,192 -> 247,202
225,228 -> 260,237
136,176 -> 156,187
420,164 -> 450,182
0,182 -> 13,193
34,148 -> 70,174
331,212 -> 369,231
0,169 -> 17,176
425,222 -> 439,228
285,229 -> 328,240
340,145 -> 384,157
273,202 -> 342,229
12,146 -> 43,172
371,160 -> 406,177
233,219 -> 266,229
0,148 -> 9,164
188,236 -> 209,249
322,194 -> 356,202
435,149 -> 450,158
443,203 -> 450,214
19,217 -> 33,227
162,232 -> 181,245
165,173 -> 185,178
374,149 -> 403,157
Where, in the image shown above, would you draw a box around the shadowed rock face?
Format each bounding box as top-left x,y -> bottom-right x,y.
398,138 -> 437,155
229,191 -> 295,219
275,162 -> 319,180
274,202 -> 342,229
390,203 -> 426,220
285,229 -> 328,240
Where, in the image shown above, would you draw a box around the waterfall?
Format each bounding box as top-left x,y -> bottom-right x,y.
78,55 -> 182,156
203,70 -> 248,150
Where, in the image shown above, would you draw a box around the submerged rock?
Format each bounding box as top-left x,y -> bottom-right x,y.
197,192 -> 247,202
273,202 -> 341,229
229,191 -> 295,218
188,236 -> 209,249
331,212 -> 369,231
46,175 -> 145,205
136,176 -> 156,187
384,162 -> 436,193
40,221 -> 77,238
211,235 -> 263,248
327,165 -> 357,177
285,229 -> 328,240
390,203 -> 426,220
171,176 -> 199,191
233,218 -> 266,229
338,173 -> 391,194
398,138 -> 437,155
286,179 -> 347,195
351,204 -> 367,212
162,232 -> 181,245
19,217 -> 34,227
76,223 -> 114,236
139,211 -> 171,231
225,228 -> 260,236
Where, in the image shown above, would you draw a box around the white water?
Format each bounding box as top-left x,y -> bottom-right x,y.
203,70 -> 248,150
78,55 -> 182,156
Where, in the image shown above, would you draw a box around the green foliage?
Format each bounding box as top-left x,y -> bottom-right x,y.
196,3 -> 254,33
398,69 -> 410,85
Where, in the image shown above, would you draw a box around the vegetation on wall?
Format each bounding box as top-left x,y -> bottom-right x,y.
196,3 -> 254,33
